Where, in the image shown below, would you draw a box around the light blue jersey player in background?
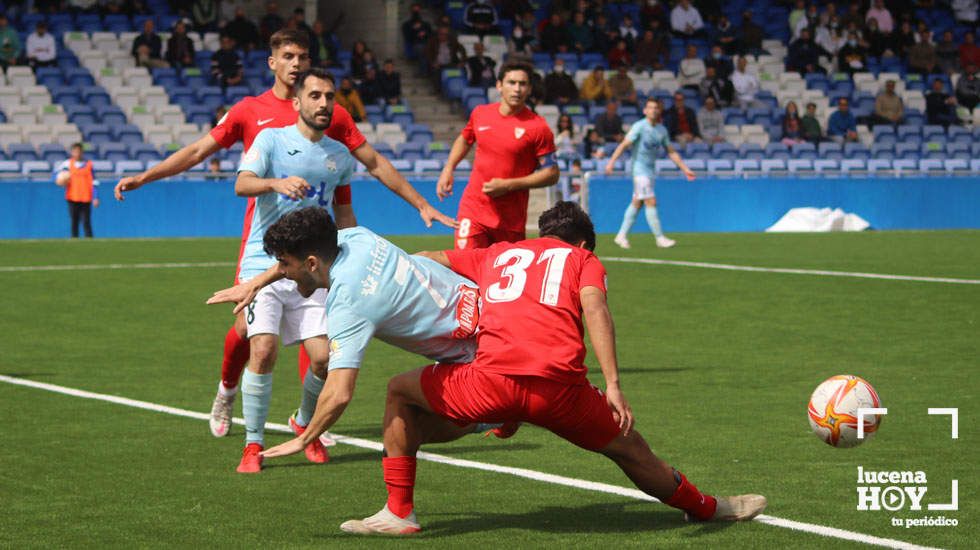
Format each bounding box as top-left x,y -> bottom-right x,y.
231,68 -> 357,473
208,207 -> 487,461
605,98 -> 696,250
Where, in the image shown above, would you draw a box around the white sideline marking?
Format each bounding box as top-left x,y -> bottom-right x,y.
603,257 -> 980,285
0,374 -> 942,550
0,261 -> 236,273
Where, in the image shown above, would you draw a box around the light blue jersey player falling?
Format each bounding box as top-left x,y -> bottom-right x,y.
325,226 -> 479,372
237,125 -> 355,281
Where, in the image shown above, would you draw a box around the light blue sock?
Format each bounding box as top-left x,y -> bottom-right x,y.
617,203 -> 639,238
296,369 -> 325,427
644,205 -> 664,238
241,370 -> 273,446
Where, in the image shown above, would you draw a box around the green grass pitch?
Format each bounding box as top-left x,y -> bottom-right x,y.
1,231 -> 976,549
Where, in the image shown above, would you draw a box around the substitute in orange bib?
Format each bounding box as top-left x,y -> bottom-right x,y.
437,61 -> 559,249
55,143 -> 99,238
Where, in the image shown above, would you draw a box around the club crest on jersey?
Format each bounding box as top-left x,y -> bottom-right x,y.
325,157 -> 337,172
514,127 -> 526,139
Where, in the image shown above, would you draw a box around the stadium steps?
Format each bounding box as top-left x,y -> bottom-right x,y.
397,70 -> 465,143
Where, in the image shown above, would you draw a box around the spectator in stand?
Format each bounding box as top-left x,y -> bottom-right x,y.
926,78 -> 959,127
508,20 -> 535,59
959,31 -> 980,70
593,13 -> 619,55
0,14 -> 20,72
907,29 -> 938,76
351,41 -> 369,80
678,44 -> 706,91
224,6 -> 260,51
914,21 -> 933,45
540,13 -> 572,54
191,0 -> 219,32
739,10 -> 766,55
260,1 -> 285,44
863,17 -> 890,59
166,19 -> 196,68
554,114 -> 580,160
815,17 -> 844,56
865,0 -> 893,33
871,79 -> 904,126
827,97 -> 858,143
670,0 -> 705,38
289,7 -> 312,38
714,15 -> 739,55
465,41 -> 497,88
358,67 -> 383,105
498,0 -> 533,19
699,65 -> 734,107
781,101 -> 806,146
131,18 -> 167,68
935,31 -> 959,74
801,102 -> 823,143
788,0 -> 807,38
952,0 -> 979,24
464,0 -> 500,38
210,34 -> 243,89
310,20 -> 339,68
543,58 -> 579,106
26,22 -> 57,69
893,20 -> 917,58
955,65 -> 980,110
732,56 -> 762,109
664,92 -> 701,145
705,45 -> 733,79
337,76 -> 367,122
426,26 -> 466,88
640,0 -> 667,30
697,96 -> 725,144
403,3 -> 433,72
608,39 -> 632,69
568,11 -> 594,53
609,65 -> 637,105
207,157 -> 222,179
584,128 -> 606,159
580,66 -> 612,104
379,59 -> 402,105
594,101 -> 625,142
837,31 -> 867,74
635,28 -> 668,72
788,28 -> 829,74
839,1 -> 864,30
619,15 -> 640,49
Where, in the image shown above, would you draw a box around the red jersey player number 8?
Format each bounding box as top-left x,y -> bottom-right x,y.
486,248 -> 573,306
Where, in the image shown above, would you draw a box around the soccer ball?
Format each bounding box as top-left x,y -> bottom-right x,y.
807,375 -> 882,448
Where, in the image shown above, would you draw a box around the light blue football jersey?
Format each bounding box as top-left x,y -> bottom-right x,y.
626,118 -> 670,178
325,227 -> 479,371
237,125 -> 354,281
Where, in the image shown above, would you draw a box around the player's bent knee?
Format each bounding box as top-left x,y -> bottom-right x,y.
386,368 -> 428,405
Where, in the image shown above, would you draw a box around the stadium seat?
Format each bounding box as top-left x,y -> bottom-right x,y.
813,159 -> 840,173
892,159 -> 917,171
733,159 -> 760,173
944,159 -> 969,172
655,159 -> 680,174
7,144 -> 38,162
21,160 -> 52,176
114,160 -> 145,175
918,159 -> 944,172
760,159 -> 787,173
841,159 -> 867,172
413,159 -> 441,173
787,159 -> 813,172
0,160 -> 19,174
707,159 -> 733,173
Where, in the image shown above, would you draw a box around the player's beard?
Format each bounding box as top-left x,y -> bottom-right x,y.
301,108 -> 333,131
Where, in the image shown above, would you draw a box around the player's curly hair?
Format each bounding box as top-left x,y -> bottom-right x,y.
538,201 -> 596,251
263,207 -> 340,263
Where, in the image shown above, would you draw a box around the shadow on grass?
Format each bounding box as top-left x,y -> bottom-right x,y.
1,372 -> 57,379
313,500 -> 734,539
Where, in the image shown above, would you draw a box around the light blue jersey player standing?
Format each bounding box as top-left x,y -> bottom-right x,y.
208,207 -> 487,461
605,98 -> 696,249
232,68 -> 357,473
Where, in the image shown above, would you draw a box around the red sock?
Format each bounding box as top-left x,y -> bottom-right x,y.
298,345 -> 311,383
220,326 -> 250,389
383,456 -> 417,518
664,472 -> 717,521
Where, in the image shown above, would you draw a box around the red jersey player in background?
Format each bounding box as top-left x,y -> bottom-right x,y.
436,61 -> 559,250
339,201 -> 767,535
113,29 -> 454,439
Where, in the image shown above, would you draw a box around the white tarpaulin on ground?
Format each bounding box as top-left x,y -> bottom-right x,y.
766,207 -> 870,232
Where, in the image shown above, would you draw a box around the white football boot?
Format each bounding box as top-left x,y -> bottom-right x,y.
209,391 -> 235,437
340,505 -> 421,535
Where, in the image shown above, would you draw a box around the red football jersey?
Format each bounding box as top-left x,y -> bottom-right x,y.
210,90 -> 366,281
446,237 -> 607,383
458,103 -> 555,234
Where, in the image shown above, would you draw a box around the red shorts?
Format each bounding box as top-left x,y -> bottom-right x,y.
420,363 -> 622,451
454,217 -> 525,250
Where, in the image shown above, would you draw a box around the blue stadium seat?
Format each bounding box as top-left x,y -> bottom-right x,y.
39,143 -> 67,163
224,85 -> 250,103
922,125 -> 945,141
921,143 -> 946,159
707,159 -> 733,173
684,159 -> 706,172
814,159 -> 840,173
113,124 -> 143,142
867,158 -> 892,172
96,105 -> 126,126
739,144 -> 765,160
943,158 -> 969,172
128,143 -> 162,162
818,142 -> 843,156
896,125 -> 920,140
66,68 -> 95,87
843,143 -> 870,159
100,143 -> 129,162
918,159 -> 944,172
892,159 -> 917,171
115,160 -> 146,175
21,160 -> 52,176
787,159 -> 813,172
791,142 -> 816,160
841,159 -> 867,172
0,160 -> 19,174
152,67 -> 179,88
763,143 -> 790,160
52,86 -> 82,106
8,144 -> 38,162
413,159 -> 442,173
895,143 -> 920,159
870,143 -> 894,159
733,159 -> 760,173
80,86 -> 111,108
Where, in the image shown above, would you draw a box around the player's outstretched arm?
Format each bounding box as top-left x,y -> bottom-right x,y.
353,142 -> 457,228
666,146 -> 697,181
604,138 -> 633,174
206,264 -> 284,314
261,368 -> 359,459
581,286 -> 634,435
414,250 -> 451,267
436,134 -> 473,200
114,133 -> 222,200
235,171 -> 311,199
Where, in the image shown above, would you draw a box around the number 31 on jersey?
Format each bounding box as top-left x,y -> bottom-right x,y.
487,248 -> 572,306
